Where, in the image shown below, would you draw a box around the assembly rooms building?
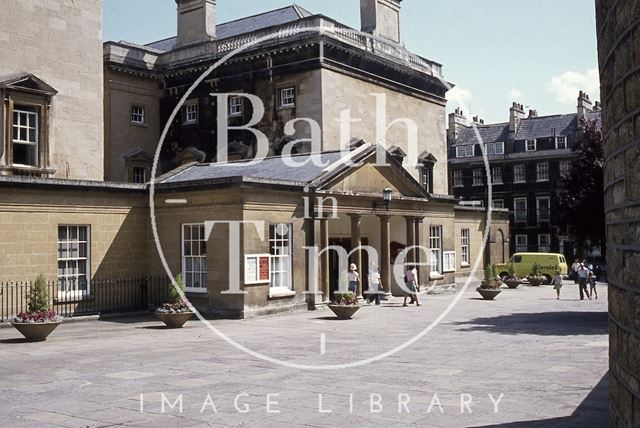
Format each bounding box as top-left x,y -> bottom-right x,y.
0,0 -> 508,317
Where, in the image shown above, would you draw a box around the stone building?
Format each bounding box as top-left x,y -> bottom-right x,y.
447,95 -> 601,260
595,0 -> 640,426
0,0 -> 104,180
0,0 -> 509,319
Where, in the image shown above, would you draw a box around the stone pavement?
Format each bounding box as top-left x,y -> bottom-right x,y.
0,281 -> 609,427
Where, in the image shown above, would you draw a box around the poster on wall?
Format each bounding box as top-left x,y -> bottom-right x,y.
245,254 -> 271,285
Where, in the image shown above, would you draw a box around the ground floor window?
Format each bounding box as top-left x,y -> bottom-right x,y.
460,229 -> 470,265
443,251 -> 456,272
429,225 -> 443,274
57,225 -> 89,296
515,234 -> 528,252
269,224 -> 292,289
182,224 -> 207,292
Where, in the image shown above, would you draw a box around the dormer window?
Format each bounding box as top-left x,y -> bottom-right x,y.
555,136 -> 567,149
418,152 -> 437,193
525,139 -> 537,152
456,145 -> 475,158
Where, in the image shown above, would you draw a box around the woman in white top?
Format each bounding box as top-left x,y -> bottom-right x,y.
403,265 -> 421,307
348,263 -> 359,294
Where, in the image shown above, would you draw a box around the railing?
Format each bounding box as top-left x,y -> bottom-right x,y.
0,276 -> 172,322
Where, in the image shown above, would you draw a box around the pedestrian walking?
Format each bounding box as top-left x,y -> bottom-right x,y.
571,259 -> 580,283
552,270 -> 563,300
367,264 -> 382,306
348,263 -> 359,295
577,263 -> 590,300
403,265 -> 420,307
588,270 -> 598,300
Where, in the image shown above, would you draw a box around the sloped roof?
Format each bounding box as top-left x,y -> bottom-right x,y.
146,4 -> 313,52
515,114 -> 577,140
455,123 -> 510,146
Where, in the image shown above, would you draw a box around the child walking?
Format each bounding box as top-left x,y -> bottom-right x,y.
552,270 -> 563,300
589,270 -> 598,300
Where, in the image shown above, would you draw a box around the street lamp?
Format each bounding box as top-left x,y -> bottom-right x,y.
374,187 -> 393,210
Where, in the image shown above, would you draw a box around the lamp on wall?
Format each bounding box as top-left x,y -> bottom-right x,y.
374,187 -> 393,210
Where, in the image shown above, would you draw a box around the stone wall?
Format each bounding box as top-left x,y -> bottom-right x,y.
0,0 -> 104,180
595,1 -> 640,426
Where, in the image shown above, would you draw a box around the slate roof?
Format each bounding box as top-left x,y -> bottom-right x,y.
160,151 -> 352,186
453,111 -> 602,145
146,5 -> 314,52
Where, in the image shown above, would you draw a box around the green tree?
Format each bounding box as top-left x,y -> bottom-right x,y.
27,274 -> 50,313
557,119 -> 605,257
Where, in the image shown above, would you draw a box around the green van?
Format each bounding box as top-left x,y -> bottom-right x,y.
496,253 -> 568,284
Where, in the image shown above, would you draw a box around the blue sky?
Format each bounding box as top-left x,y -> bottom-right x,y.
104,0 -> 599,124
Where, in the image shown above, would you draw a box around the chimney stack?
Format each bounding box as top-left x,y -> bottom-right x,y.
593,101 -> 602,112
509,102 -> 525,133
472,115 -> 484,125
528,109 -> 538,118
448,107 -> 467,144
577,90 -> 593,122
361,0 -> 402,43
175,0 -> 216,48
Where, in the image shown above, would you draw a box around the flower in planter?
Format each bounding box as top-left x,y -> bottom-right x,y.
479,264 -> 502,290
155,274 -> 193,314
331,292 -> 358,306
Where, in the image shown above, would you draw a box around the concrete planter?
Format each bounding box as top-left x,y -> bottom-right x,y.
504,278 -> 521,289
527,276 -> 543,287
11,321 -> 61,342
476,288 -> 502,300
156,312 -> 193,328
328,305 -> 360,320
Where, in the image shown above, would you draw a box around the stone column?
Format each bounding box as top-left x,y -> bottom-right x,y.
414,217 -> 425,285
319,217 -> 330,303
379,215 -> 391,295
405,217 -> 416,265
350,214 -> 363,298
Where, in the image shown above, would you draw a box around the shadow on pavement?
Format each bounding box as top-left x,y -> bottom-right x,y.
474,372 -> 608,427
452,311 -> 607,336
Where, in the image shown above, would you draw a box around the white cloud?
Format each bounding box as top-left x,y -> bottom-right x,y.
549,68 -> 600,104
446,86 -> 472,112
508,88 -> 523,101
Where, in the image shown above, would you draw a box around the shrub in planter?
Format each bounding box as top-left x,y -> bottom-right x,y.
477,265 -> 503,300
155,274 -> 193,328
12,274 -> 62,341
527,263 -> 544,287
504,263 -> 521,289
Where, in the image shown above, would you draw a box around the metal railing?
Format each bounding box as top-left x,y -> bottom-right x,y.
0,276 -> 172,322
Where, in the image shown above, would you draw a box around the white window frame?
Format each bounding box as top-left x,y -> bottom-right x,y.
555,136 -> 567,149
514,164 -> 526,183
12,107 -> 39,167
515,234 -> 528,253
443,251 -> 456,273
494,141 -> 504,155
57,225 -> 90,300
466,145 -> 475,157
536,162 -> 549,182
453,170 -> 464,187
492,199 -> 505,209
538,234 -> 551,252
514,197 -> 528,224
229,96 -> 243,117
131,105 -> 145,125
429,225 -> 443,276
421,165 -> 431,191
491,166 -> 503,184
132,166 -> 146,184
525,139 -> 537,152
279,87 -> 296,108
536,196 -> 551,223
182,223 -> 207,293
560,160 -> 571,178
472,168 -> 483,186
183,102 -> 198,125
269,224 -> 294,296
485,142 -> 504,156
460,229 -> 470,266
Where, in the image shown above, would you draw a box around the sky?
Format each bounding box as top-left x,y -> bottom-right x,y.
104,0 -> 599,124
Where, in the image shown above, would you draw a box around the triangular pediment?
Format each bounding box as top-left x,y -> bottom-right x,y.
0,74 -> 57,97
313,145 -> 429,199
124,148 -> 154,162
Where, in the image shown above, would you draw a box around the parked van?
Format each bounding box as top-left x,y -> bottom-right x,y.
496,253 -> 568,284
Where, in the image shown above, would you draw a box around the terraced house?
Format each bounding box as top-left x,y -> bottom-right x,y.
0,0 -> 508,319
448,93 -> 601,259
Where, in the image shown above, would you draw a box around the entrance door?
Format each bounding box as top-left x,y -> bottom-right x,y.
328,237 -> 369,299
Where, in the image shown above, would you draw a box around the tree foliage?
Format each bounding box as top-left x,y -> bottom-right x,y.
27,273 -> 51,313
557,119 -> 605,256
